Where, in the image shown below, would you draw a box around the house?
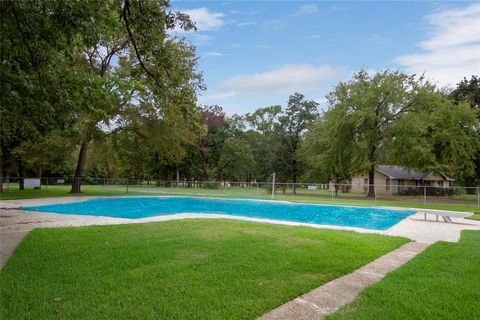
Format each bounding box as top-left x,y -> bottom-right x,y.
351,165 -> 455,195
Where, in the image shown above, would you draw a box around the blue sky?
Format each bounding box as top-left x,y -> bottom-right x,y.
172,1 -> 480,114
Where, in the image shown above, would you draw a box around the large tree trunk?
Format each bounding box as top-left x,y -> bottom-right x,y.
18,159 -> 24,190
367,163 -> 376,198
201,157 -> 208,181
196,144 -> 209,181
70,135 -> 91,193
176,166 -> 180,185
292,168 -> 297,195
154,151 -> 160,186
291,140 -> 299,195
366,139 -> 377,198
0,154 -> 3,193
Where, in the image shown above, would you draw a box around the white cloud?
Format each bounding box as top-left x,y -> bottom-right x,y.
211,64 -> 344,97
192,33 -> 212,44
237,21 -> 258,27
295,4 -> 319,15
262,19 -> 286,30
199,64 -> 346,114
369,34 -> 390,45
255,44 -> 272,49
181,7 -> 225,31
329,6 -> 345,12
203,52 -> 223,57
420,4 -> 480,51
395,4 -> 480,85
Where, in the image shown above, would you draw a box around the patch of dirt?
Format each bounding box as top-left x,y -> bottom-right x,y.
16,219 -> 53,225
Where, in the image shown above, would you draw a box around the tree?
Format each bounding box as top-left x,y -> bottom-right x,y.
301,110 -> 356,187
0,1 -> 202,193
303,70 -> 479,197
217,137 -> 254,181
277,93 -> 318,193
450,75 -> 480,187
313,70 -> 436,197
69,1 -> 203,193
0,0 -> 83,191
450,76 -> 480,116
245,106 -> 282,180
389,93 -> 479,187
195,105 -> 226,180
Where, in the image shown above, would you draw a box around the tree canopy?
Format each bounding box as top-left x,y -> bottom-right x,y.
1,0 -> 203,192
301,70 -> 479,196
1,1 -> 478,196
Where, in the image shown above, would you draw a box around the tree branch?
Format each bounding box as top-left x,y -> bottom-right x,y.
120,0 -> 163,88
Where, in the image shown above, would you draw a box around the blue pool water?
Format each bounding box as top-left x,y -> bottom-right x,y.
22,197 -> 414,230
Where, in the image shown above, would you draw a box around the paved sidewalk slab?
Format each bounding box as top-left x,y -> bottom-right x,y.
258,241 -> 430,320
0,230 -> 28,268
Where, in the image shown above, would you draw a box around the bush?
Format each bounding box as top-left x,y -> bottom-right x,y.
397,187 -> 455,196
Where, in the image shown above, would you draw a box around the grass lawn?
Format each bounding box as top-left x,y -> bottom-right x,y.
0,220 -> 407,319
468,213 -> 480,221
327,230 -> 480,320
2,184 -> 479,213
0,185 -> 130,200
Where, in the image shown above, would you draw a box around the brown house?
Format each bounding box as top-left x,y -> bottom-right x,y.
351,165 -> 455,195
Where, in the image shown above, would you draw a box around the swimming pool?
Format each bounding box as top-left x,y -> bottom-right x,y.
22,197 -> 414,230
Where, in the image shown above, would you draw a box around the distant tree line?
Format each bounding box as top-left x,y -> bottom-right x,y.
1,2 -> 479,196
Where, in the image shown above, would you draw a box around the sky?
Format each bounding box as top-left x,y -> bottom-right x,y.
171,1 -> 480,115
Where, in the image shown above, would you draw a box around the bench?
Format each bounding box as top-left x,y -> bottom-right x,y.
417,209 -> 473,223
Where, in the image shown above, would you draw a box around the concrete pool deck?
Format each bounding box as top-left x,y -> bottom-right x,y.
1,196 -> 479,268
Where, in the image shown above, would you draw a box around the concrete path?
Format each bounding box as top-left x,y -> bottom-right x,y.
0,230 -> 27,268
258,241 -> 430,320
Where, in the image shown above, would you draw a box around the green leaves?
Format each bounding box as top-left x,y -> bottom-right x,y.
1,0 -> 204,189
302,69 -> 479,184
218,137 -> 255,181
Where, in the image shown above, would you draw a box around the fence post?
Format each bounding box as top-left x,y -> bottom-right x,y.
477,187 -> 479,207
126,179 -> 129,194
423,185 -> 427,208
271,172 -> 276,199
45,177 -> 48,190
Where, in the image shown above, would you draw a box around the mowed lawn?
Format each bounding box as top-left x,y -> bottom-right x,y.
328,230 -> 480,320
1,220 -> 407,319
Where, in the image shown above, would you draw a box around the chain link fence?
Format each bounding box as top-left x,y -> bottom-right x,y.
1,177 -> 479,210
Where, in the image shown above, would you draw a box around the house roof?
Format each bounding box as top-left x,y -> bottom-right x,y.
375,165 -> 454,181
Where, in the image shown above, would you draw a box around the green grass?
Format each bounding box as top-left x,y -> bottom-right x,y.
327,230 -> 480,320
0,220 -> 408,319
2,184 -> 479,213
0,185 -> 130,200
467,213 -> 480,221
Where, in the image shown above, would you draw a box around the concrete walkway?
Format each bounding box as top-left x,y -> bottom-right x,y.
258,241 -> 431,320
0,230 -> 27,268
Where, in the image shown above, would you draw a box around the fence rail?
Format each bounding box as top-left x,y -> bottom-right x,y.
1,177 -> 479,208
